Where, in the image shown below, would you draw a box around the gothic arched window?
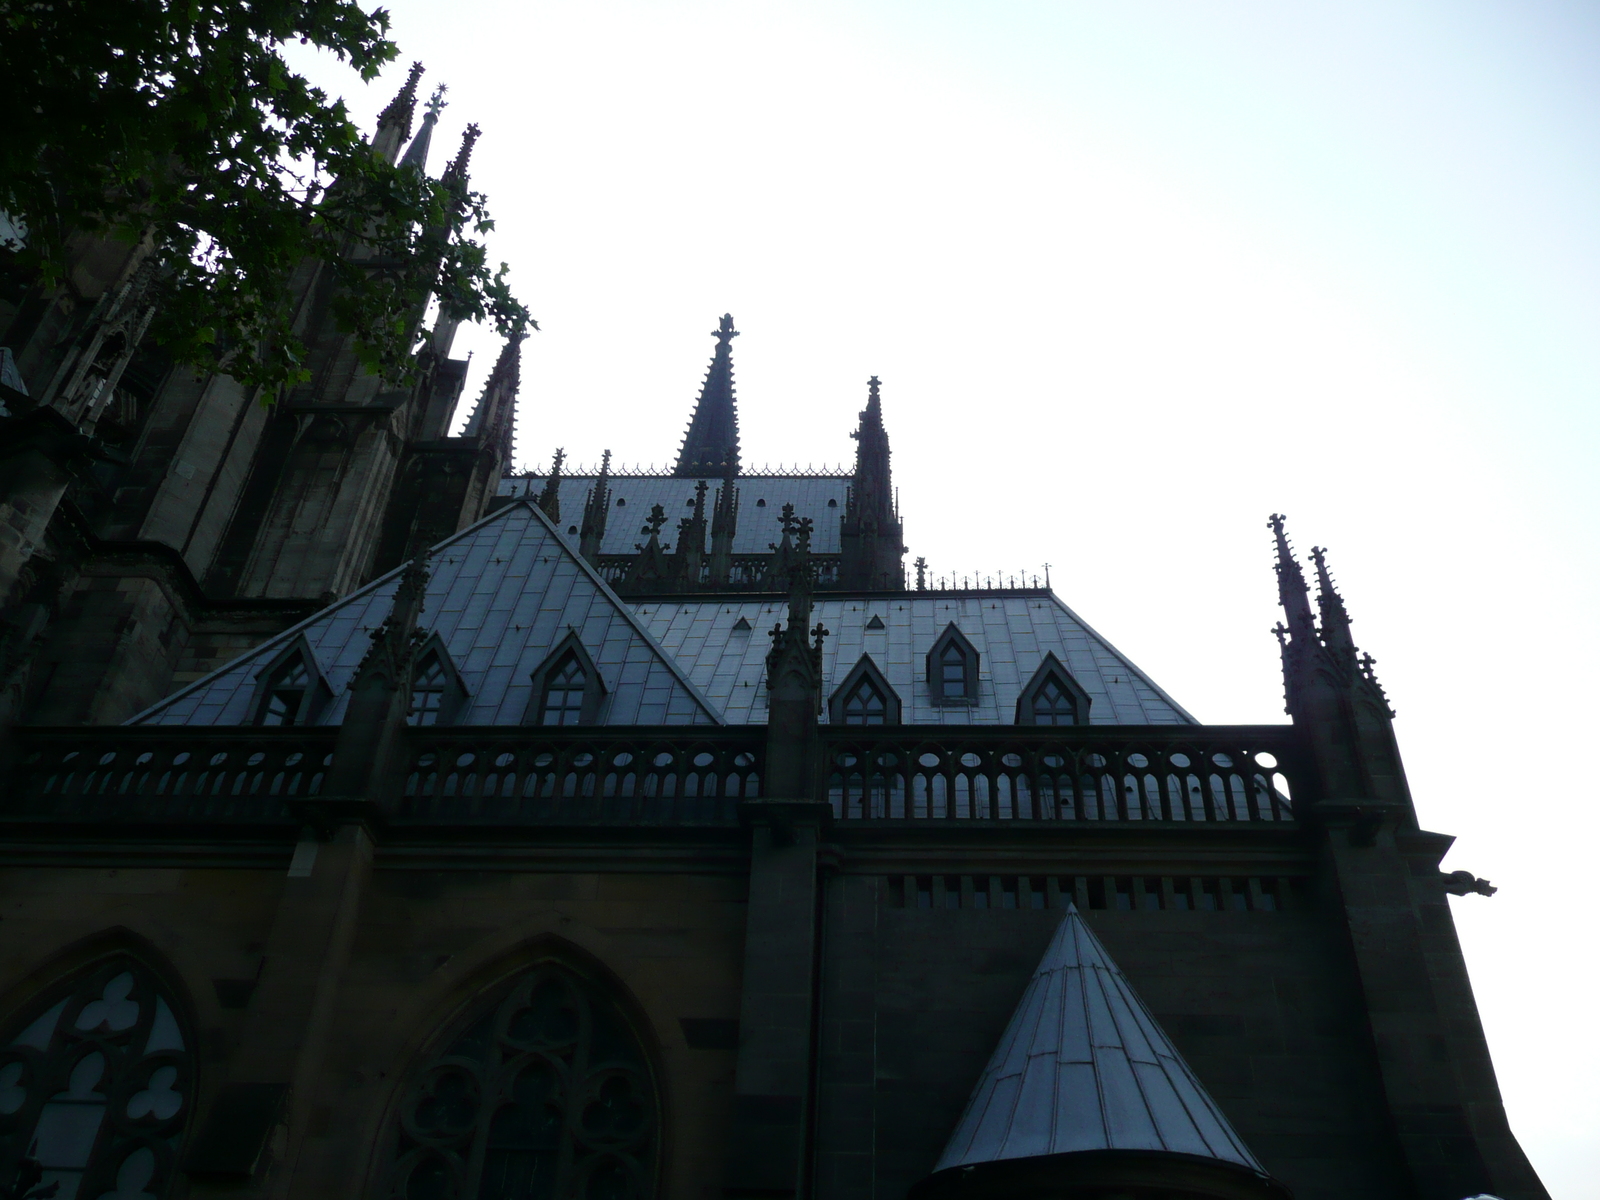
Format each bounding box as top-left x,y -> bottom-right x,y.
250,638 -> 331,727
927,624 -> 979,707
1031,678 -> 1077,725
524,635 -> 607,727
828,656 -> 901,726
0,958 -> 193,1200
408,637 -> 468,727
1015,654 -> 1093,727
844,677 -> 887,725
383,960 -> 658,1200
540,655 -> 586,726
261,658 -> 310,726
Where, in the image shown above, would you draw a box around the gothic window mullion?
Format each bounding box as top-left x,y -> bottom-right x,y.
387,962 -> 656,1200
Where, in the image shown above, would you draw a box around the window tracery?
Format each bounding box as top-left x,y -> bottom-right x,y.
384,962 -> 657,1200
0,959 -> 192,1200
1031,677 -> 1077,725
842,676 -> 887,725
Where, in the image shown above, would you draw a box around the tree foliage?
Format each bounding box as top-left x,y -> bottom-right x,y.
0,0 -> 531,390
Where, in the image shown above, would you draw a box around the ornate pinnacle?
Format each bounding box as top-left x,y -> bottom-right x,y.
377,62 -> 425,136
424,83 -> 448,121
1268,513 -> 1316,637
642,504 -> 668,537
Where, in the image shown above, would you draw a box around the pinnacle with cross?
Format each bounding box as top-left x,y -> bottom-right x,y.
713,313 -> 739,346
642,504 -> 668,537
425,84 -> 448,120
550,447 -> 565,474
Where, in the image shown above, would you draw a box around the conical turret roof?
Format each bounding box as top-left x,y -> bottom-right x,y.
935,906 -> 1266,1175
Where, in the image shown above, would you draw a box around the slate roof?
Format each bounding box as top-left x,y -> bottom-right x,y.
132,502 -> 719,727
499,474 -> 852,555
934,906 -> 1265,1173
633,595 -> 1194,726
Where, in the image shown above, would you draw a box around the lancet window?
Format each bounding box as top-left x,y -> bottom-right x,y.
383,959 -> 658,1200
0,958 -> 192,1200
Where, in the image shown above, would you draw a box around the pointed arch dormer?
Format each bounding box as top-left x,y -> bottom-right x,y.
524,632 -> 608,726
829,655 -> 902,726
926,623 -> 979,707
407,633 -> 469,726
1015,653 -> 1092,726
249,636 -> 332,727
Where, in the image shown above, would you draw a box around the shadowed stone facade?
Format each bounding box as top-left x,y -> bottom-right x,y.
0,70 -> 1546,1200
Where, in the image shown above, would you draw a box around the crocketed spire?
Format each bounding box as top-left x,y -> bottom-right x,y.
373,62 -> 425,163
674,314 -> 740,477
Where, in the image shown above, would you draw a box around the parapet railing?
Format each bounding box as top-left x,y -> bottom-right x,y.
3,724 -> 1304,830
5,728 -> 338,823
820,725 -> 1305,825
2,726 -> 764,828
396,728 -> 763,824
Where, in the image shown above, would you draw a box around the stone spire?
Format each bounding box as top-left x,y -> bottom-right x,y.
460,336 -> 521,462
578,450 -> 612,565
1309,544 -> 1356,670
674,314 -> 741,477
840,375 -> 906,590
441,123 -> 481,194
913,906 -> 1288,1200
373,62 -> 424,163
536,448 -> 564,523
399,84 -> 447,172
1268,513 -> 1315,642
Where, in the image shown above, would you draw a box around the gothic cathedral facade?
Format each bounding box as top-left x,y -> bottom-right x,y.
0,71 -> 1547,1200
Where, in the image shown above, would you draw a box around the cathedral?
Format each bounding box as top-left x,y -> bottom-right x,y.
0,68 -> 1549,1200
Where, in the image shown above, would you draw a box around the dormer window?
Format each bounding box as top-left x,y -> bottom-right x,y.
261,658 -> 310,726
829,656 -> 901,726
540,654 -> 587,726
927,623 -> 979,707
407,636 -> 469,726
250,638 -> 331,727
525,633 -> 607,726
1016,654 -> 1092,727
410,657 -> 447,724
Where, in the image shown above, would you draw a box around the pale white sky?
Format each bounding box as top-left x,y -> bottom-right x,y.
295,3 -> 1599,1192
